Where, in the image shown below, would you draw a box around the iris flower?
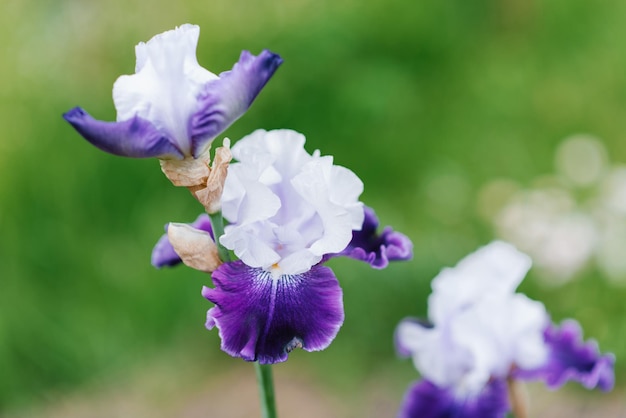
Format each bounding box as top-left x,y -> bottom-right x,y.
395,241 -> 614,418
63,24 -> 282,161
153,129 -> 413,363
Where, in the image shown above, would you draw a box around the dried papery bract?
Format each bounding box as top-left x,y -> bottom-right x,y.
194,140 -> 232,214
161,140 -> 232,214
160,151 -> 212,188
167,223 -> 222,273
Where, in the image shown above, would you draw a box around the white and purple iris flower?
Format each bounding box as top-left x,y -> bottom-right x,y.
153,129 -> 413,364
63,24 -> 282,159
395,241 -> 614,418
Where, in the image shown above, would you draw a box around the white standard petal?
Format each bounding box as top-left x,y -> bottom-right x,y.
112,24 -> 218,155
500,294 -> 550,371
232,129 -> 312,179
328,165 -> 365,230
400,294 -> 547,397
429,241 -> 532,324
448,293 -> 549,382
396,320 -> 476,392
292,157 -> 363,256
220,222 -> 281,269
220,129 -> 364,275
221,164 -> 281,225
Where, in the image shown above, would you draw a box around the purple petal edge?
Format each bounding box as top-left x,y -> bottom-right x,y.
151,214 -> 213,268
203,261 -> 344,364
397,379 -> 509,418
331,206 -> 413,269
63,107 -> 184,159
189,49 -> 283,157
515,319 -> 615,391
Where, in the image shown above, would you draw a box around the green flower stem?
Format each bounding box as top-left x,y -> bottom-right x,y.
254,362 -> 277,418
210,211 -> 276,417
209,211 -> 231,262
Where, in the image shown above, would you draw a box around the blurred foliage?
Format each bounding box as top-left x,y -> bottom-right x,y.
1,0 -> 626,413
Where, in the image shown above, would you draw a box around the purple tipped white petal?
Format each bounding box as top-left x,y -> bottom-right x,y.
189,50 -> 283,157
516,320 -> 615,391
335,206 -> 413,268
64,24 -> 282,159
113,24 -> 218,156
203,261 -> 344,364
151,214 -> 213,268
63,107 -> 184,159
397,379 -> 509,418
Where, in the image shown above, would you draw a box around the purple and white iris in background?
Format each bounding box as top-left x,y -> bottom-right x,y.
395,241 -> 614,418
153,129 -> 413,364
63,24 -> 282,159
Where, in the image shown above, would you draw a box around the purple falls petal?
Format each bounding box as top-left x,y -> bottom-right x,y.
202,261 -> 344,364
397,379 -> 509,418
151,214 -> 213,268
63,107 -> 184,159
333,206 -> 413,269
189,50 -> 283,157
515,319 -> 615,391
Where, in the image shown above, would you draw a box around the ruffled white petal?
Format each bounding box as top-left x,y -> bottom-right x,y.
396,321 -> 475,391
113,24 -> 218,155
398,241 -> 550,397
429,241 -> 532,324
220,129 -> 364,275
291,157 -> 364,256
220,222 -> 281,269
447,293 -> 549,386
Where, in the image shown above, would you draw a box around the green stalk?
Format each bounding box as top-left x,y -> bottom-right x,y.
209,211 -> 231,262
210,213 -> 276,417
254,362 -> 277,418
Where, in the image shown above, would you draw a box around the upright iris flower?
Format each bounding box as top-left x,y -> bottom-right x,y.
63,24 -> 282,213
154,129 -> 413,364
395,241 -> 614,418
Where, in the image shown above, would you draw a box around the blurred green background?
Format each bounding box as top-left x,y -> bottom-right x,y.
1,0 -> 625,416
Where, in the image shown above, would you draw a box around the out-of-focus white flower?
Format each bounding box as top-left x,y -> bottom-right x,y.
555,134 -> 607,187
395,242 -> 614,418
484,135 -> 626,284
397,242 -> 550,396
495,188 -> 597,283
